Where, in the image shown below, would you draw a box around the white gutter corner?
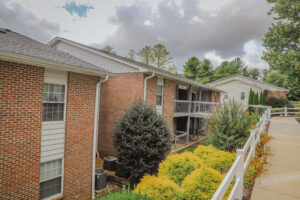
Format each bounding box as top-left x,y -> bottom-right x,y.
144,72 -> 155,105
92,75 -> 109,199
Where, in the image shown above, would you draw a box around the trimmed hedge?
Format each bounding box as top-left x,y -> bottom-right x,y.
135,175 -> 183,200
158,152 -> 202,185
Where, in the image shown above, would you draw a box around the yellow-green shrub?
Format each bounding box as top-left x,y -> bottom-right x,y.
135,175 -> 183,200
181,167 -> 231,200
158,152 -> 202,185
194,145 -> 235,173
193,145 -> 218,158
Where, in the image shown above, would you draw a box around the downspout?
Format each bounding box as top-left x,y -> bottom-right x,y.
92,75 -> 109,200
144,72 -> 155,105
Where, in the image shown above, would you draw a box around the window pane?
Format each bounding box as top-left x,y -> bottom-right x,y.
60,85 -> 65,93
156,85 -> 163,95
49,84 -> 54,93
54,85 -> 60,93
156,95 -> 162,105
40,177 -> 61,199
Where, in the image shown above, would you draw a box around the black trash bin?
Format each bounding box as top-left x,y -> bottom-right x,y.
115,160 -> 130,178
103,156 -> 117,171
95,169 -> 107,191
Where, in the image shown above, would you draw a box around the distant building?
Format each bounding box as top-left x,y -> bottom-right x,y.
206,74 -> 289,105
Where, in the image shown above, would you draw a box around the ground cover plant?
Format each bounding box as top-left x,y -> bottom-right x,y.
113,101 -> 171,183
100,186 -> 152,200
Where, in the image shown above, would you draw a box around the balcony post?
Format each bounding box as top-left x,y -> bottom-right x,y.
186,85 -> 192,145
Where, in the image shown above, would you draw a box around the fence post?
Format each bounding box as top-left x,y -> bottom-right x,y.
236,149 -> 244,200
250,130 -> 256,158
284,106 -> 287,117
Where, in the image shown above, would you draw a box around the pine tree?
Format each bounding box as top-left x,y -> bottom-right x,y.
259,91 -> 263,105
248,88 -> 254,105
113,101 -> 171,183
253,92 -> 259,105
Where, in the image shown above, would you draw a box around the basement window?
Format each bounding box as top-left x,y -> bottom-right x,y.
241,92 -> 245,100
40,159 -> 62,199
42,83 -> 65,122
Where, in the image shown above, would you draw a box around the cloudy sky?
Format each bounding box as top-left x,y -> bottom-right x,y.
0,0 -> 273,71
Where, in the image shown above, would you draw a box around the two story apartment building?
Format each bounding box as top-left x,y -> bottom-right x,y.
48,37 -> 222,156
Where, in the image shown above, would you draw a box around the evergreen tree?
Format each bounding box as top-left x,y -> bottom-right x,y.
137,46 -> 153,65
253,92 -> 259,105
196,59 -> 214,83
152,44 -> 172,69
248,88 -> 254,105
183,57 -> 201,80
113,101 -> 171,183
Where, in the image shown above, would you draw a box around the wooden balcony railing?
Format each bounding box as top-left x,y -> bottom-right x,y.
174,100 -> 220,114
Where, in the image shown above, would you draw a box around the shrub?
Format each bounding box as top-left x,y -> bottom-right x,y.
181,167 -> 231,200
100,186 -> 152,200
158,152 -> 202,185
135,175 -> 183,200
205,101 -> 252,152
194,145 -> 235,173
266,97 -> 294,108
113,101 -> 171,183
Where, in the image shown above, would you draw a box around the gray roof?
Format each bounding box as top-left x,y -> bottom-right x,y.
0,28 -> 108,75
49,37 -> 221,92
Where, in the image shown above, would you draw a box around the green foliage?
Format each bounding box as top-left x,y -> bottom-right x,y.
249,68 -> 260,80
196,59 -> 214,83
152,44 -> 172,69
183,56 -> 201,80
264,70 -> 289,88
205,101 -> 252,152
248,88 -> 254,105
136,175 -> 183,200
158,152 -> 202,185
263,0 -> 300,100
137,46 -> 153,65
266,97 -> 294,108
103,45 -> 116,54
194,145 -> 236,173
181,167 -> 231,200
211,58 -> 246,81
126,49 -> 136,60
253,92 -> 259,105
113,101 -> 171,183
100,186 -> 152,200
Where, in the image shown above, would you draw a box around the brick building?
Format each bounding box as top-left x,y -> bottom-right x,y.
0,29 -> 110,200
49,37 -> 222,157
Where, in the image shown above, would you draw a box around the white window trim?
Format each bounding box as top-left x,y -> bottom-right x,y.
40,158 -> 64,200
156,77 -> 164,114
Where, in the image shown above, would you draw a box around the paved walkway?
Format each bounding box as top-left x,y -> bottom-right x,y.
251,117 -> 300,200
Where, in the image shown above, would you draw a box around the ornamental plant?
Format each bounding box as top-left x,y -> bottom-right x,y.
158,152 -> 202,185
100,186 -> 153,200
194,145 -> 236,173
181,167 -> 231,200
205,101 -> 252,152
135,175 -> 183,200
113,101 -> 171,183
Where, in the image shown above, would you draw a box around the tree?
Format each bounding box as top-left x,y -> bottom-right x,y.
152,44 -> 172,68
249,68 -> 260,80
212,57 -> 246,81
253,92 -> 259,105
196,59 -> 214,83
103,45 -> 116,54
263,0 -> 300,100
126,49 -> 136,60
137,46 -> 153,65
183,57 -> 201,80
113,101 -> 171,183
264,70 -> 289,88
168,65 -> 177,73
248,88 -> 254,105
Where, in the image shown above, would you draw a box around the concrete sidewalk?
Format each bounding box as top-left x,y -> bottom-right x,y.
251,117 -> 300,200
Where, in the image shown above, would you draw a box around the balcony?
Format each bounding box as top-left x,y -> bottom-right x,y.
173,100 -> 220,118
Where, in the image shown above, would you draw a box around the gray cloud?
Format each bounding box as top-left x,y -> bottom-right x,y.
99,0 -> 273,69
0,1 -> 60,43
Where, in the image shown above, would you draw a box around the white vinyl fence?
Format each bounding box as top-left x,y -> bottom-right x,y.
211,106 -> 270,200
271,107 -> 300,117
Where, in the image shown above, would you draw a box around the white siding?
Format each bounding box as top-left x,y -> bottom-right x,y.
214,80 -> 263,105
54,42 -> 139,73
41,69 -> 67,163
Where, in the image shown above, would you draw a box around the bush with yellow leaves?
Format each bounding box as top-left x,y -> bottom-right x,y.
181,167 -> 231,200
158,152 -> 202,185
194,145 -> 235,173
135,175 -> 183,200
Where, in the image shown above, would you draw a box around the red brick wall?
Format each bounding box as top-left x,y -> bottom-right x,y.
162,79 -> 175,133
98,73 -> 144,157
64,72 -> 99,200
145,75 -> 157,108
0,60 -> 43,199
266,91 -> 288,99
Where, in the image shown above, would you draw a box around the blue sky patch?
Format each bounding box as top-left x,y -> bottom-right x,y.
63,2 -> 93,17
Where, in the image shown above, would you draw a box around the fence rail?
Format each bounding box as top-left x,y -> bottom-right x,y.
211,107 -> 269,200
270,106 -> 300,117
174,100 -> 220,114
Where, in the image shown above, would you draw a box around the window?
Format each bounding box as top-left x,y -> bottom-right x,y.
42,83 -> 65,122
241,92 -> 245,100
156,85 -> 163,105
40,159 -> 62,199
224,92 -> 228,100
